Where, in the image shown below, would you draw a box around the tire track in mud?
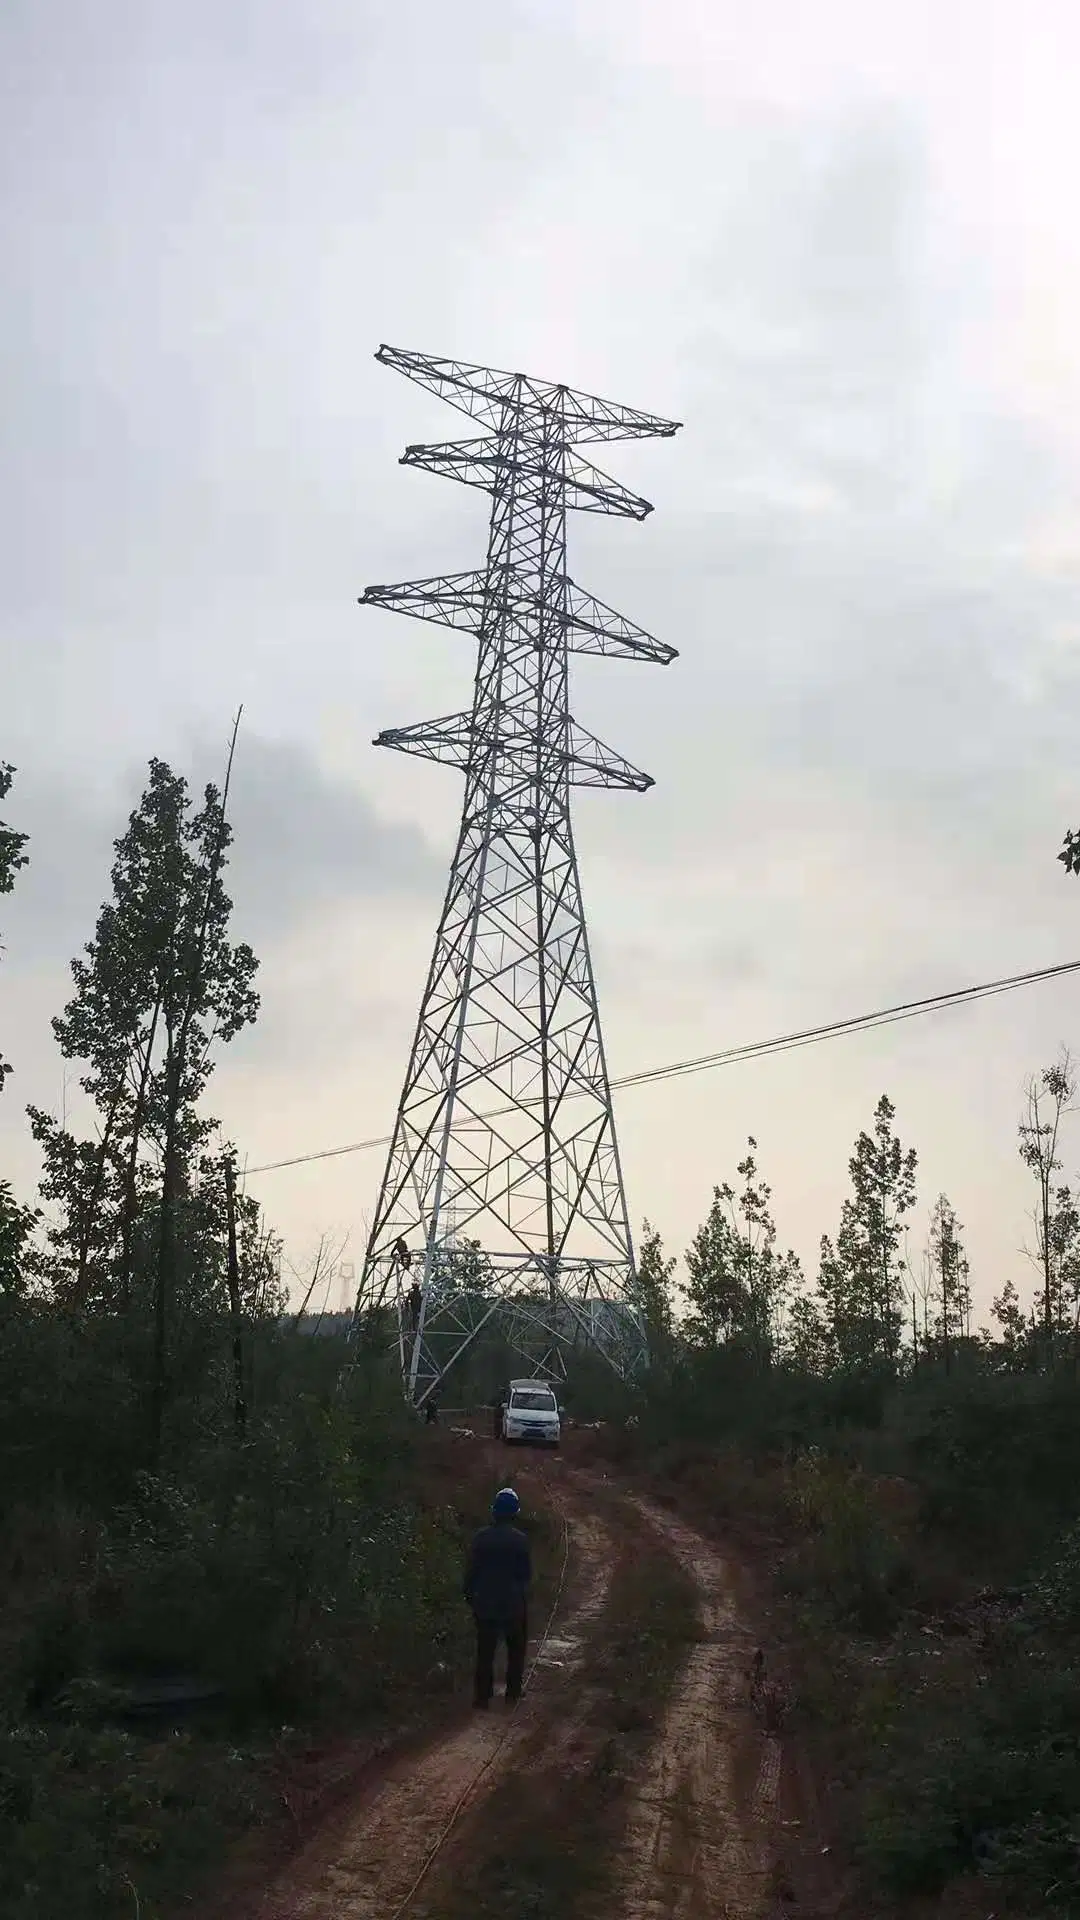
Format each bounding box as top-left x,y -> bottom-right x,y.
248,1506 -> 615,1920
612,1496 -> 779,1920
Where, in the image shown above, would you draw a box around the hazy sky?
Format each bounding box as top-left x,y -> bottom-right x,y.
5,0 -> 1080,1314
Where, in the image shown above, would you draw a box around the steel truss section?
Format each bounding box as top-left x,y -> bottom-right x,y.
355,345 -> 681,1405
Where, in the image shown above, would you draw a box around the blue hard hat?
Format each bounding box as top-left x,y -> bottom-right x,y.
492,1486 -> 520,1519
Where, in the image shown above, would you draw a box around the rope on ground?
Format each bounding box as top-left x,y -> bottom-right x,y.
388,1467 -> 572,1920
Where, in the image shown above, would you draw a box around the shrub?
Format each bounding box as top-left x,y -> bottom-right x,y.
779,1450 -> 913,1633
0,1319 -> 483,1916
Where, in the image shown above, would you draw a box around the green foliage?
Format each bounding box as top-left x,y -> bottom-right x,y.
683,1188 -> 743,1345
904,1376 -> 1080,1569
0,1184 -> 37,1299
780,1448 -> 913,1632
683,1138 -> 801,1367
858,1510 -> 1080,1911
0,1324 -> 480,1917
1060,825 -> 1080,876
429,1237 -> 494,1298
0,763 -> 28,899
797,1382 -> 1080,1909
0,1720 -> 275,1920
0,746 -> 505,1914
628,1243 -> 1080,1920
818,1095 -> 917,1372
924,1192 -> 972,1363
990,1274 -> 1034,1367
783,1286 -> 829,1373
627,1219 -> 677,1363
0,765 -> 37,1287
27,755 -> 259,1327
862,1654 -> 1080,1905
1017,1051 -> 1080,1362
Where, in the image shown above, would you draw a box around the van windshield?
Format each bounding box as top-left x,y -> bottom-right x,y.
511,1389 -> 557,1412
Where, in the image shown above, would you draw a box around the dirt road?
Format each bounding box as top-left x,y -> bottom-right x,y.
613,1495 -> 778,1919
239,1448 -> 790,1920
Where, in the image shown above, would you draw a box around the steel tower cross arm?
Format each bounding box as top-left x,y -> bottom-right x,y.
399,437 -> 656,519
563,581 -> 678,664
374,713 -> 653,791
566,722 -> 653,792
375,344 -> 682,443
373,713 -> 472,769
360,569 -> 677,665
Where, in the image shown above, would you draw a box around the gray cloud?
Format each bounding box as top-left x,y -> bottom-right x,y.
191,733 -> 440,938
3,735 -> 439,973
564,114 -> 1079,924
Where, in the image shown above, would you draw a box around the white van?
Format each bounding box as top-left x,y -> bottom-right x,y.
500,1379 -> 561,1449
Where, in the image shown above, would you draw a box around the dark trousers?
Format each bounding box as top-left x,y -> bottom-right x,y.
473,1609 -> 527,1705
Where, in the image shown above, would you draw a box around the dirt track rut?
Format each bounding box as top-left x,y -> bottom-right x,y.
613,1497 -> 776,1920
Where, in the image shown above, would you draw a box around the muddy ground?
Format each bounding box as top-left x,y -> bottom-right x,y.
217,1432 -> 841,1920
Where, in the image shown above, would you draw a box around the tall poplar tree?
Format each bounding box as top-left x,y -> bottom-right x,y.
629,1219 -> 678,1364
1018,1052 -> 1078,1360
685,1139 -> 800,1368
926,1193 -> 972,1374
26,742 -> 259,1455
817,1095 -> 917,1371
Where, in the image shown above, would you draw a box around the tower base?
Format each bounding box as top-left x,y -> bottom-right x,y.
358,1249 -> 647,1407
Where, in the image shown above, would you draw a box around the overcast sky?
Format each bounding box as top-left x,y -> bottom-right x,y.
5,0 -> 1080,1314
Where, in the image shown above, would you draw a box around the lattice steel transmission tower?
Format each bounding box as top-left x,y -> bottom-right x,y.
358,346 -> 680,1405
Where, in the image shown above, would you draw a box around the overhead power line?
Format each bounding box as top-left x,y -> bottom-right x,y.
242,955 -> 1080,1179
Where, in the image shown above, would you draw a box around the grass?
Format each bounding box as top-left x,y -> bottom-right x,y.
427,1524 -> 700,1920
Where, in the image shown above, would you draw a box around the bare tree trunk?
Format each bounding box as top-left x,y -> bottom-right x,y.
291,1233 -> 331,1326
937,1236 -> 945,1374
224,1154 -> 246,1435
1040,1137 -> 1054,1348
118,990 -> 162,1308
150,1048 -> 181,1469
1024,1061 -> 1073,1366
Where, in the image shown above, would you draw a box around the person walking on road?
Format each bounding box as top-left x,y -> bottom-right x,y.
463,1486 -> 531,1709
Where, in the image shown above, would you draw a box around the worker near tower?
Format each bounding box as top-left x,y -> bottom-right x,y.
463,1486 -> 531,1709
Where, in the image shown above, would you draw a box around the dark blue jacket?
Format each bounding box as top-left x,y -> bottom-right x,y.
464,1520 -> 531,1623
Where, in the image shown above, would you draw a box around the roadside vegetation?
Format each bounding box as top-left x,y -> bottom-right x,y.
589,1052 -> 1080,1917
0,755 -> 525,1919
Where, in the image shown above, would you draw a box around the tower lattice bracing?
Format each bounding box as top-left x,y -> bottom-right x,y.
358,347 -> 680,1405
